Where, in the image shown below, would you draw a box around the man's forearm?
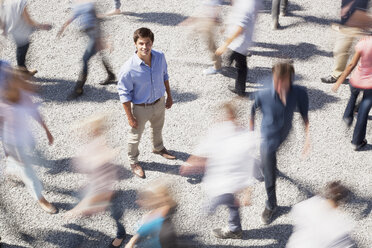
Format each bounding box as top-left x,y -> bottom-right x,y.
164,80 -> 172,97
122,102 -> 134,120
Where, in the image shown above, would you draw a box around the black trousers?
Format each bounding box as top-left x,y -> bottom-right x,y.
261,146 -> 278,210
272,0 -> 289,21
16,42 -> 30,68
229,51 -> 247,94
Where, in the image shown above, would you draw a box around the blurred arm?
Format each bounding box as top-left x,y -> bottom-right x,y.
216,26 -> 244,56
124,234 -> 139,248
57,18 -> 73,37
332,51 -> 361,92
180,155 -> 207,175
22,6 -> 51,30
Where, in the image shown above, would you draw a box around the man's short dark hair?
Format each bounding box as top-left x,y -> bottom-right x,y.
272,60 -> 295,82
133,27 -> 154,43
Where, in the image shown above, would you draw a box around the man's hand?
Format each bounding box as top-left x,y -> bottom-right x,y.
57,28 -> 64,38
165,96 -> 173,109
128,117 -> 138,129
215,44 -> 228,56
331,83 -> 340,93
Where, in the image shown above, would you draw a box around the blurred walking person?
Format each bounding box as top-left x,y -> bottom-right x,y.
58,0 -> 116,99
250,61 -> 310,224
105,0 -> 121,16
287,181 -> 355,248
65,114 -> 118,218
215,0 -> 259,96
321,0 -> 370,84
332,35 -> 372,150
179,0 -> 223,75
0,69 -> 57,214
0,0 -> 52,75
180,102 -> 263,239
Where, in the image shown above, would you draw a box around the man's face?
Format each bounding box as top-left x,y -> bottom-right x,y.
273,73 -> 291,93
135,37 -> 153,57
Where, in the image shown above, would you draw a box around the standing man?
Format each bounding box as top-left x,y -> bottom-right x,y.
321,0 -> 370,84
272,0 -> 288,30
215,0 -> 259,96
117,27 -> 175,179
250,61 -> 310,224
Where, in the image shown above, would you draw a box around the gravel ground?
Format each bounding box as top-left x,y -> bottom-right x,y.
0,0 -> 371,247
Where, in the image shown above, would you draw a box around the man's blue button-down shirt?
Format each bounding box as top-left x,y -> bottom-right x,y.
251,83 -> 309,152
117,49 -> 169,104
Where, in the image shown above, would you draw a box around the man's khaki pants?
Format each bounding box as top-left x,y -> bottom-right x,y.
332,27 -> 363,78
128,97 -> 165,164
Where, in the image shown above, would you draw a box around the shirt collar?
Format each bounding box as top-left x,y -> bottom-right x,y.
133,50 -> 154,66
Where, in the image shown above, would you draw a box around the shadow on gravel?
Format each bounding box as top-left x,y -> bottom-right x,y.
252,42 -> 332,60
2,244 -> 27,248
123,11 -> 187,26
307,87 -> 340,111
141,161 -> 180,175
278,171 -> 315,198
172,89 -> 198,104
33,76 -> 118,103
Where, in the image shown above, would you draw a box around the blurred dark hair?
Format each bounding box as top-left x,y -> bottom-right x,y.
272,60 -> 295,83
322,181 -> 350,205
133,27 -> 154,43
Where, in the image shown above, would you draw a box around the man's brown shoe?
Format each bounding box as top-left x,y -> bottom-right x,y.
130,163 -> 145,178
153,148 -> 176,160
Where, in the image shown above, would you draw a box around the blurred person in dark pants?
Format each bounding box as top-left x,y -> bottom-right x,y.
58,0 -> 116,99
250,61 -> 310,224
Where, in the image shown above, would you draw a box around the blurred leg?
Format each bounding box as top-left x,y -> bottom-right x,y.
16,42 -> 30,69
352,90 -> 372,145
261,147 -> 277,210
332,32 -> 354,78
343,85 -> 360,122
233,51 -> 247,93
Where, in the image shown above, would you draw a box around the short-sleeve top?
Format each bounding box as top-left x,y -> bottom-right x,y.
350,36 -> 372,89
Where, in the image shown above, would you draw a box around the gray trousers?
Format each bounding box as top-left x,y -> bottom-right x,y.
272,0 -> 288,21
208,194 -> 242,232
114,0 -> 121,9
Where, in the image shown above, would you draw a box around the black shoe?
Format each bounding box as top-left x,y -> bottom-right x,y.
67,88 -> 83,100
228,85 -> 245,97
321,75 -> 338,84
343,117 -> 353,128
354,139 -> 367,151
100,73 -> 117,85
261,207 -> 276,225
212,227 -> 242,239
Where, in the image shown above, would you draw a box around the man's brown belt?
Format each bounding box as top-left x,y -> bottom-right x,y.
134,98 -> 161,106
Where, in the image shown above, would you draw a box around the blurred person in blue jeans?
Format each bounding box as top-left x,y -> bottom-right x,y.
58,0 -> 116,99
250,61 -> 310,225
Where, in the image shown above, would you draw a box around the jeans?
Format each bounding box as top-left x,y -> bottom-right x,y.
261,146 -> 277,211
343,84 -> 361,122
208,194 -> 242,232
229,51 -> 247,94
272,0 -> 288,21
352,89 -> 372,145
16,42 -> 30,68
4,144 -> 43,200
114,0 -> 121,9
110,198 -> 126,239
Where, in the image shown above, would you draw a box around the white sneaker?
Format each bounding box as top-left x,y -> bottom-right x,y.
203,67 -> 221,75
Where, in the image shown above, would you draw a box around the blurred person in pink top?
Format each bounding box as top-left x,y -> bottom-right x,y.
332,35 -> 372,150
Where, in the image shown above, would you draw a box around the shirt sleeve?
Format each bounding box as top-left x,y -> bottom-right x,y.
297,87 -> 309,123
117,69 -> 133,103
355,38 -> 365,53
162,53 -> 169,82
137,217 -> 163,237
